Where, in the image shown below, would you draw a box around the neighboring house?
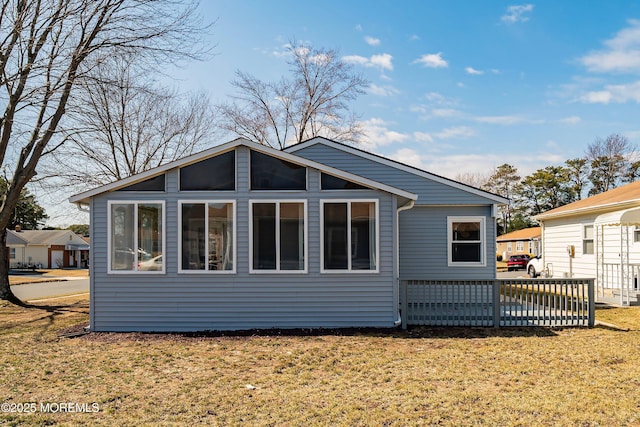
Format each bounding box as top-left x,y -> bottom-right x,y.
535,180 -> 640,305
7,227 -> 90,269
69,137 -> 508,332
496,226 -> 541,259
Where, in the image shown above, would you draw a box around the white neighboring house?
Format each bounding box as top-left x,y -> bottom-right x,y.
6,227 -> 90,269
535,180 -> 640,305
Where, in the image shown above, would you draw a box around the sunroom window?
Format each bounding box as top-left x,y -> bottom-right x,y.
180,201 -> 235,272
322,200 -> 378,272
250,201 -> 306,272
180,150 -> 235,191
250,151 -> 306,190
448,216 -> 485,266
109,201 -> 164,273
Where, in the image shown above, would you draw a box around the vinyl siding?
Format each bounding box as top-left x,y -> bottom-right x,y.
90,146 -> 398,331
541,215 -> 598,279
399,205 -> 497,280
291,143 -> 497,205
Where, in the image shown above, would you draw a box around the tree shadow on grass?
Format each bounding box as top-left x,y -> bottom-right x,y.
0,299 -> 89,337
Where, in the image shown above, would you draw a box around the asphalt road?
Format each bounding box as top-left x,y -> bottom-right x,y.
11,278 -> 89,301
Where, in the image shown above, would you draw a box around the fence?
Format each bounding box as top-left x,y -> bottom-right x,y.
400,278 -> 595,328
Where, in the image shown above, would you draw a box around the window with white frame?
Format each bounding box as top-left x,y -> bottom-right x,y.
583,224 -> 594,255
507,242 -> 512,252
180,201 -> 235,272
634,226 -> 640,243
448,217 -> 486,266
9,248 -> 15,259
516,241 -> 524,252
250,201 -> 306,272
109,201 -> 164,273
322,200 -> 378,272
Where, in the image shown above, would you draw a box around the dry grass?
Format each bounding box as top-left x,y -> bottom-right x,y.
1,296 -> 640,426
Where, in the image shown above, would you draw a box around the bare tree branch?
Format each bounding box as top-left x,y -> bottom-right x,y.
0,0 -> 211,303
217,41 -> 368,149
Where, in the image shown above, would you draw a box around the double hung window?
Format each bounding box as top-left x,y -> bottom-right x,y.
180,201 -> 235,272
583,225 -> 594,255
109,201 -> 164,273
250,201 -> 306,272
321,200 -> 378,272
448,216 -> 485,266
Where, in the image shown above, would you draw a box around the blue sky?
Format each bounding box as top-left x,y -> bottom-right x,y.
168,0 -> 640,180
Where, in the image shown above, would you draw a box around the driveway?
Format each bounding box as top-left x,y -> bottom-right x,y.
11,278 -> 89,301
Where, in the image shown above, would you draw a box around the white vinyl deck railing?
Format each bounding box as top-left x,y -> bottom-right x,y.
400,278 -> 595,328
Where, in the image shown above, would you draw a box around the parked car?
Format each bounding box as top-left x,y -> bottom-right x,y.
526,255 -> 548,278
138,255 -> 163,271
507,254 -> 531,271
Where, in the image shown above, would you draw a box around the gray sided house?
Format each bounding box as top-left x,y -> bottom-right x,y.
69,137 -> 507,332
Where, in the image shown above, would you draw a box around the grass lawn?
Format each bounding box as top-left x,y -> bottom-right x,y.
1,296 -> 639,426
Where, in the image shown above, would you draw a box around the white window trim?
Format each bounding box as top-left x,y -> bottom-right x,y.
249,199 -> 308,274
320,199 -> 380,274
516,241 -> 524,252
447,216 -> 486,267
107,200 -> 166,274
178,200 -> 237,274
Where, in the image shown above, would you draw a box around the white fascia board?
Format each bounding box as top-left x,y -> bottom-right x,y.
286,137 -> 509,205
535,200 -> 640,222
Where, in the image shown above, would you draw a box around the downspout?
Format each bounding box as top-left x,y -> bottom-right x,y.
395,199 -> 416,327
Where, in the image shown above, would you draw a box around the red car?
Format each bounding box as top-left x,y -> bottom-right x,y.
507,254 -> 531,271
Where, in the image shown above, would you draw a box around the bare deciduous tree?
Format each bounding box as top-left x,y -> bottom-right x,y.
52,57 -> 216,188
586,134 -> 635,195
0,0 -> 209,304
217,42 -> 368,149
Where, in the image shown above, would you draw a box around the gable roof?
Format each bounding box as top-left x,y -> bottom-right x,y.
285,137 -> 509,205
6,229 -> 88,247
497,227 -> 541,242
69,138 -> 418,205
535,180 -> 640,221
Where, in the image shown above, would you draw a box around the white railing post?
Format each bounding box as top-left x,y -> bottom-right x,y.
493,280 -> 501,328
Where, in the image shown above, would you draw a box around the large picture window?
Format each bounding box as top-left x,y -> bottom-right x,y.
109,201 -> 164,273
322,200 -> 378,272
448,216 -> 485,266
180,201 -> 235,272
250,201 -> 306,272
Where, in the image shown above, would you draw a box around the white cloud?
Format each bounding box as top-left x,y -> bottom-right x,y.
501,4 -> 534,23
413,53 -> 448,68
474,115 -> 530,125
364,36 -> 380,46
355,24 -> 363,32
409,34 -> 420,41
343,53 -> 393,71
431,108 -> 461,118
465,67 -> 484,75
370,53 -> 393,70
434,126 -> 476,139
580,81 -> 640,104
359,118 -> 409,149
580,20 -> 640,73
558,116 -> 581,124
412,132 -> 434,143
368,84 -> 400,97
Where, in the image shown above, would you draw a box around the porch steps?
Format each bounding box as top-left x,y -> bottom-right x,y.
599,290 -> 640,306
